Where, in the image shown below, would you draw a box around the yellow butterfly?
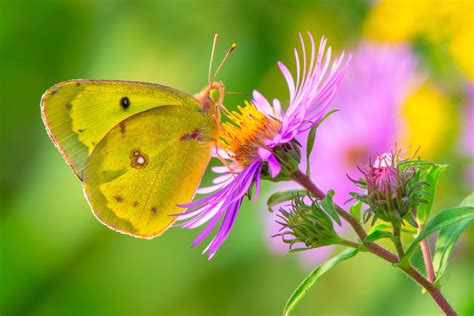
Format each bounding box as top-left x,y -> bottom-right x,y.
41,35 -> 236,238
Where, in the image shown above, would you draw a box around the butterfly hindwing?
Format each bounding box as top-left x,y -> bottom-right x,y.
83,105 -> 218,237
41,80 -> 202,179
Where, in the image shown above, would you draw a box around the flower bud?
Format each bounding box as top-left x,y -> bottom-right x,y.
350,150 -> 427,226
366,153 -> 400,198
273,195 -> 341,250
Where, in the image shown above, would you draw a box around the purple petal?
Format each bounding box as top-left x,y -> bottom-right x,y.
253,90 -> 273,116
267,155 -> 281,178
253,165 -> 262,202
257,147 -> 272,160
278,61 -> 295,101
258,148 -> 281,177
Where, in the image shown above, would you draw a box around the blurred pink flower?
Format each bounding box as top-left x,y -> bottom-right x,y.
265,41 -> 421,267
462,83 -> 474,185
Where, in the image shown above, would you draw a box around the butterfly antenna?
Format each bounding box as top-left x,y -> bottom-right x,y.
224,91 -> 251,98
211,42 -> 237,83
208,33 -> 219,85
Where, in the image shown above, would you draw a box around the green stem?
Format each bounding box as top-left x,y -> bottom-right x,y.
291,170 -> 457,316
391,222 -> 405,259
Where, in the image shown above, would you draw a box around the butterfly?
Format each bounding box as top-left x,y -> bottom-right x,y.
41,34 -> 236,238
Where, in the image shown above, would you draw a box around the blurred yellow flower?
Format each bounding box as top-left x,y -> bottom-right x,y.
364,0 -> 474,80
400,84 -> 453,158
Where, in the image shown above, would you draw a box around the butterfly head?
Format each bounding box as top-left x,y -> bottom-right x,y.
194,81 -> 225,115
209,81 -> 225,107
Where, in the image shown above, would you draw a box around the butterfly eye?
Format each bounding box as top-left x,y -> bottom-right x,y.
209,88 -> 220,102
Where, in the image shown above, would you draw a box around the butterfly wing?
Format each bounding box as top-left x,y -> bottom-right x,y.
41,80 -> 202,179
83,105 -> 218,237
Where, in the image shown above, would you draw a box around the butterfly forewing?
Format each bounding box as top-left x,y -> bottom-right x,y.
41,80 -> 202,179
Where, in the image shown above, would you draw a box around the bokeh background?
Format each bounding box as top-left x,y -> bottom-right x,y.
1,0 -> 473,315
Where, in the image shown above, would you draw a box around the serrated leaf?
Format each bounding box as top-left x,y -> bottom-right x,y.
433,193 -> 474,285
349,201 -> 362,222
267,190 -> 308,211
320,190 -> 341,226
283,248 -> 358,316
404,206 -> 474,257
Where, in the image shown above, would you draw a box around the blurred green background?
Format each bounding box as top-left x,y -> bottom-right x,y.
1,0 -> 472,315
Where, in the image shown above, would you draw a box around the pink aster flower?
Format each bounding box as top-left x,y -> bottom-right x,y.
364,152 -> 400,198
176,33 -> 350,259
265,42 -> 421,266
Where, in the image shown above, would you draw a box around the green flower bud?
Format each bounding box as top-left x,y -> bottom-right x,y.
273,194 -> 341,250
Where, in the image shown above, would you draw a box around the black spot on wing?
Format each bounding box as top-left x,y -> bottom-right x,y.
120,97 -> 130,109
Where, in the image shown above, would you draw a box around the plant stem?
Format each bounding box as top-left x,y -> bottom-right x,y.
417,223 -> 436,283
340,238 -> 361,249
391,223 -> 405,259
402,266 -> 457,316
291,170 -> 457,316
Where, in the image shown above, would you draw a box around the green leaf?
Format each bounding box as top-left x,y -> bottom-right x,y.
401,225 -> 418,235
364,223 -> 393,242
459,192 -> 474,207
404,206 -> 474,257
349,201 -> 362,222
304,109 -> 338,177
320,190 -> 341,226
266,190 -> 308,211
305,127 -> 316,177
364,230 -> 393,242
367,222 -> 391,234
433,193 -> 474,285
398,159 -> 438,170
399,160 -> 447,224
416,164 -> 447,224
283,248 -> 358,316
415,206 -> 474,242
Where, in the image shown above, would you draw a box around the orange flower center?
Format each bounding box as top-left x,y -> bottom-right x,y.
220,102 -> 281,168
